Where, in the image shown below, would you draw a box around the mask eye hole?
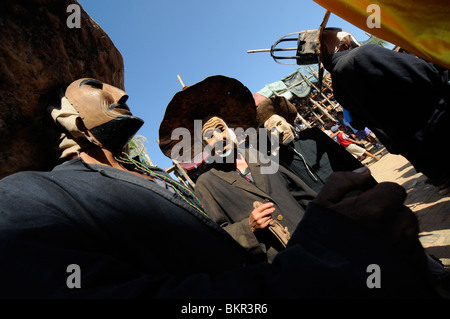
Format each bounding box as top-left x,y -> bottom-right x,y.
80,79 -> 103,89
203,129 -> 214,140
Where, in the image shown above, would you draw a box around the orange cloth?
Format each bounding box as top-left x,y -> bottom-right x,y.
314,0 -> 450,69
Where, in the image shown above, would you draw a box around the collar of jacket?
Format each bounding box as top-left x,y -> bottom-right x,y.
208,160 -> 274,201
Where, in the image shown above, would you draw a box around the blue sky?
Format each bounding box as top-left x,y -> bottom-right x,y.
79,0 -> 376,170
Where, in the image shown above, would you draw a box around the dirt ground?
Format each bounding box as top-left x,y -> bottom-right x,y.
360,143 -> 450,271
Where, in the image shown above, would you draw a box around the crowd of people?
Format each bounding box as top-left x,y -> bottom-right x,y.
317,120 -> 381,163
0,24 -> 448,299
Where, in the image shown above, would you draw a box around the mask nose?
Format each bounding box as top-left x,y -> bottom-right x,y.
104,83 -> 129,104
117,94 -> 129,105
213,130 -> 224,141
276,125 -> 285,136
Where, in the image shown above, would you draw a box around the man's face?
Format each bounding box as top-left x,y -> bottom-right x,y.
264,114 -> 295,145
65,78 -> 144,151
202,116 -> 234,157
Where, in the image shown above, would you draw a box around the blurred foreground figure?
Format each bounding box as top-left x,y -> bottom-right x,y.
321,29 -> 449,190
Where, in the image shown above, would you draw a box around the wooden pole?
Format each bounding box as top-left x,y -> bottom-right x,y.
247,48 -> 271,54
297,113 -> 311,128
177,75 -> 186,89
310,110 -> 325,125
166,162 -> 196,190
305,67 -> 339,112
309,97 -> 336,122
302,71 -> 337,109
309,66 -> 334,92
174,162 -> 196,189
276,74 -> 315,96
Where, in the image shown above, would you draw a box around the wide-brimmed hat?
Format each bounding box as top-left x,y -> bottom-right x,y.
256,95 -> 298,128
158,75 -> 257,160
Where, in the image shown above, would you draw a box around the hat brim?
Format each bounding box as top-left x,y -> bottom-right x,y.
158,75 -> 256,160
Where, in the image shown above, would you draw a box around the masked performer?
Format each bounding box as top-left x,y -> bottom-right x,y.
256,96 -> 366,193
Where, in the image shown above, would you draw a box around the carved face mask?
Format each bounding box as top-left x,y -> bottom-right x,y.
264,114 -> 295,145
65,78 -> 144,151
202,116 -> 237,157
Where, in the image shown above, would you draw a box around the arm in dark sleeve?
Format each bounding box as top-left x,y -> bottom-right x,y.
0,182 -> 438,299
269,202 -> 438,298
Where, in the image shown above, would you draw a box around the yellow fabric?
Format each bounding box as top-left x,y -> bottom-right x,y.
314,0 -> 450,69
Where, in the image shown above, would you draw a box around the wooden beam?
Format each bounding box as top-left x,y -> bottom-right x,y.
177,75 -> 186,89
276,74 -> 315,96
309,97 -> 336,122
310,110 -> 325,125
174,162 -> 196,188
296,113 -> 312,128
309,66 -> 334,92
298,67 -> 338,111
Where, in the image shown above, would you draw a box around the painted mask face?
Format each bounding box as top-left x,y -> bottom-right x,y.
202,116 -> 235,157
65,78 -> 144,151
264,114 -> 295,145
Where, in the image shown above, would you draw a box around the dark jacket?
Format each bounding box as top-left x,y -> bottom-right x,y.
329,44 -> 450,186
0,157 -> 438,299
194,149 -> 316,261
280,127 -> 365,193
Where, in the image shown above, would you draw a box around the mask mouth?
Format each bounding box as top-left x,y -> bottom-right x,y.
89,115 -> 144,151
210,138 -> 233,156
281,132 -> 294,145
217,147 -> 233,158
108,102 -> 131,113
271,128 -> 294,145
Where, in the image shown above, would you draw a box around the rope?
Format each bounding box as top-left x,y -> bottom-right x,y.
114,152 -> 209,218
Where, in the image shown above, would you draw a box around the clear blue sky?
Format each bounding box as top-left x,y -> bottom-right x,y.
79,0 -> 376,170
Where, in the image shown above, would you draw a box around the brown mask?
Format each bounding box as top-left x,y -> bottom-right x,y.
65,78 -> 144,151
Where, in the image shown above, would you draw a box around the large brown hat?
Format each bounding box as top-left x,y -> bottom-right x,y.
256,95 -> 298,128
158,75 -> 257,160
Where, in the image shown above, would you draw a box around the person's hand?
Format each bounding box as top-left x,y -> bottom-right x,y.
313,167 -> 419,248
249,202 -> 275,232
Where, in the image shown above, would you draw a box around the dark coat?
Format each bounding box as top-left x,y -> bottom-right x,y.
0,158 -> 257,298
0,157 -> 438,299
194,150 -> 317,262
280,127 -> 365,193
329,44 -> 450,186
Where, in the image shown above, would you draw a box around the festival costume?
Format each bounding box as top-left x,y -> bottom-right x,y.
159,76 -> 317,262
